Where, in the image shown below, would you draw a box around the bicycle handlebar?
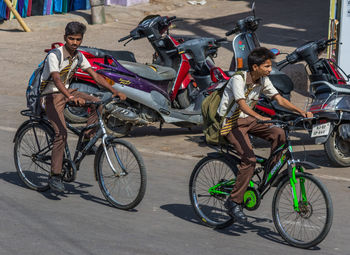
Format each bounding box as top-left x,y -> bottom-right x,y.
67,92 -> 114,107
257,117 -> 316,127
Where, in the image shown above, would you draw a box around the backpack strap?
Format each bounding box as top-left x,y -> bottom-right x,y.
233,71 -> 244,81
223,71 -> 245,117
76,50 -> 84,67
48,48 -> 62,65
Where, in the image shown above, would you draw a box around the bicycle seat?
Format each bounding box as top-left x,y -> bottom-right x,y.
118,61 -> 177,81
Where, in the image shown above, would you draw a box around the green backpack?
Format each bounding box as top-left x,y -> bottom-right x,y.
201,71 -> 244,145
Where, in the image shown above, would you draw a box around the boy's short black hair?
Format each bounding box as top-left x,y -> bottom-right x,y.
65,22 -> 86,36
247,47 -> 275,71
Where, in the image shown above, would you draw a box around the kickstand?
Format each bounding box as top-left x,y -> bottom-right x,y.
159,122 -> 163,131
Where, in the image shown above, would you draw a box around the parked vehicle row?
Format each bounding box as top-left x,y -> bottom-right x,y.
43,8 -> 350,166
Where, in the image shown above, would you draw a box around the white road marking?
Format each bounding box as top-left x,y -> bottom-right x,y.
0,126 -> 17,133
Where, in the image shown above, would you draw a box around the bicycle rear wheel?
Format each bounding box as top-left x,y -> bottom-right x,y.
14,123 -> 53,191
272,172 -> 333,248
95,139 -> 146,210
189,156 -> 237,228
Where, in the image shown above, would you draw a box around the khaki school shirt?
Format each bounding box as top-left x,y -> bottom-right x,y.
41,46 -> 91,95
217,71 -> 279,118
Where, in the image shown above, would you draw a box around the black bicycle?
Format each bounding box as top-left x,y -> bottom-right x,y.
13,93 -> 146,210
189,117 -> 333,248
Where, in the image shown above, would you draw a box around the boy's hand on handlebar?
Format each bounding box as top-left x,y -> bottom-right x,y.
110,87 -> 127,100
69,96 -> 85,106
301,111 -> 313,118
257,116 -> 271,122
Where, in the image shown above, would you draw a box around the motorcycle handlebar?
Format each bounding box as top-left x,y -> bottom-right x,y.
276,58 -> 288,67
215,37 -> 227,44
225,27 -> 238,36
118,34 -> 132,42
167,16 -> 176,22
165,48 -> 178,55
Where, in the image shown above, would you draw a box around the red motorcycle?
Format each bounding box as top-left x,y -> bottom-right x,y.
45,15 -> 227,124
45,42 -> 137,123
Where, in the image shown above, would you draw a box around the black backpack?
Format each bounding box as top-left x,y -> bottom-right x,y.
26,49 -> 83,115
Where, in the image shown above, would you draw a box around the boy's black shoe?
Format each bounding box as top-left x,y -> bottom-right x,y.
81,140 -> 98,155
224,197 -> 248,223
49,175 -> 65,192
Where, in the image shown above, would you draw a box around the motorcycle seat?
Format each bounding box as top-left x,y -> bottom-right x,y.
269,73 -> 294,95
118,61 -> 177,81
311,81 -> 350,94
78,46 -> 137,63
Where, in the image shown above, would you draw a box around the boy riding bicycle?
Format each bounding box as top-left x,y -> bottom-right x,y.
219,47 -> 313,223
40,21 -> 126,192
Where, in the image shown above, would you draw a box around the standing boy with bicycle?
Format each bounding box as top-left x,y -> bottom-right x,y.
219,47 -> 313,223
41,21 -> 126,192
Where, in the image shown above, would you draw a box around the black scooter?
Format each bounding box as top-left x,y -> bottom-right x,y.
225,3 -> 299,122
276,38 -> 350,167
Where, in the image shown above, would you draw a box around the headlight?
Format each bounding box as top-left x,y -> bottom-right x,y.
104,76 -> 115,86
323,96 -> 342,110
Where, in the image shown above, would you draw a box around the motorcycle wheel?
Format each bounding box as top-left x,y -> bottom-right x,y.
324,130 -> 350,167
103,112 -> 132,138
64,82 -> 100,124
64,106 -> 88,124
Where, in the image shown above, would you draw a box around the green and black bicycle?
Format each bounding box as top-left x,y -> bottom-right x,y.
189,117 -> 333,248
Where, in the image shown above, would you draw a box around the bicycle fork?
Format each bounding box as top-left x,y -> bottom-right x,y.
288,163 -> 307,213
99,113 -> 127,177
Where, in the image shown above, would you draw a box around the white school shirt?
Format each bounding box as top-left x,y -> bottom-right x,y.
217,71 -> 279,118
41,46 -> 91,95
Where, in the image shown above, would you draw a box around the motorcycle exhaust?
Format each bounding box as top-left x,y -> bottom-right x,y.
105,103 -> 148,125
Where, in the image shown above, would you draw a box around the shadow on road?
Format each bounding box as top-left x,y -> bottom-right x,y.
0,170 -> 137,210
0,28 -> 24,32
173,0 -> 328,49
161,203 -> 321,250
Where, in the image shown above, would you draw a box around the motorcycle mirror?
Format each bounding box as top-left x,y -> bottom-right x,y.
251,1 -> 256,17
270,48 -> 280,56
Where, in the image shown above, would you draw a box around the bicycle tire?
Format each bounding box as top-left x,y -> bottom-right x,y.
14,122 -> 53,191
189,156 -> 238,229
95,139 -> 146,210
272,172 -> 333,248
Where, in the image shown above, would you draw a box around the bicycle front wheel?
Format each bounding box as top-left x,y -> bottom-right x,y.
14,122 -> 53,191
189,156 -> 237,229
272,173 -> 333,248
95,139 -> 146,210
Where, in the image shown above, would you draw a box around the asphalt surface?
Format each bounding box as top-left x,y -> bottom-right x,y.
0,0 -> 349,254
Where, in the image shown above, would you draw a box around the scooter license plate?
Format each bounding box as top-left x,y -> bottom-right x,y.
311,122 -> 331,138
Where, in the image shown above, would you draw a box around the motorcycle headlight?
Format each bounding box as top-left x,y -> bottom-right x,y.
104,76 -> 115,86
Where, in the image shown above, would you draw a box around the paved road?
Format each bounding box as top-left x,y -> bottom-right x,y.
1,127 -> 349,254
1,0 -> 350,254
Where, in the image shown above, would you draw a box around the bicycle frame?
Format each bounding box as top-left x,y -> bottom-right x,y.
208,127 -> 312,213
18,102 -> 126,179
